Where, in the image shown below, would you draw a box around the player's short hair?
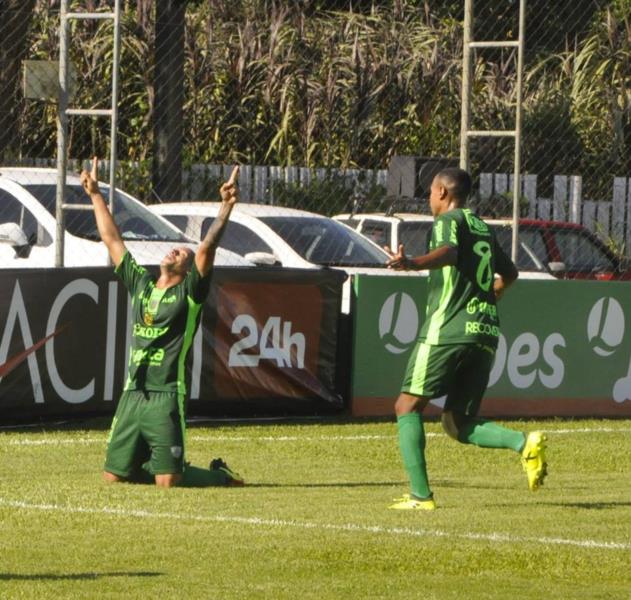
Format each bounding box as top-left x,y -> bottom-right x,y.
435,168 -> 472,204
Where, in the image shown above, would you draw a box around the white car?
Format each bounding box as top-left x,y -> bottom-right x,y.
0,168 -> 252,268
151,202 -> 393,268
334,212 -> 558,279
150,202 -> 419,311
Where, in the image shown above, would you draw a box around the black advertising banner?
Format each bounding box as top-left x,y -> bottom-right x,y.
0,266 -> 345,421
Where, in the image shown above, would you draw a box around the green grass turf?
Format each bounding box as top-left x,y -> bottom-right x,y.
1,418 -> 630,599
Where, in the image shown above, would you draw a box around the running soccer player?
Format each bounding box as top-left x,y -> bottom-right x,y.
385,167 -> 547,510
81,158 -> 243,488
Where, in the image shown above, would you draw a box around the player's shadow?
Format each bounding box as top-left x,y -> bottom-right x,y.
243,479 -> 485,489
484,500 -> 631,510
246,481 -> 405,489
0,571 -> 162,581
549,501 -> 631,510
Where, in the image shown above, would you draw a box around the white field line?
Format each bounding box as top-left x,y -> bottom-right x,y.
0,498 -> 629,552
2,438 -> 105,446
2,427 -> 631,446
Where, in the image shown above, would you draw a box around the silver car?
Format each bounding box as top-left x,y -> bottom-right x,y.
150,202 -> 417,311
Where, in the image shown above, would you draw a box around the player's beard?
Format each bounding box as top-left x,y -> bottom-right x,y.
161,259 -> 189,277
160,259 -> 177,275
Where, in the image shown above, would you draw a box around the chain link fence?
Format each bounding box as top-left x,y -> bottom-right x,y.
0,0 -> 629,278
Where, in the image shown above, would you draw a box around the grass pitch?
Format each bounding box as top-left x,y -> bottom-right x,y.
1,417 -> 630,599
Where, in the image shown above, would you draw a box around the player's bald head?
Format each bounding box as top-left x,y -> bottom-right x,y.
434,168 -> 472,205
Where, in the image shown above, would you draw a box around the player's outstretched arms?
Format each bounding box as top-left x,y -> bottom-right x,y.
195,165 -> 239,277
80,157 -> 126,267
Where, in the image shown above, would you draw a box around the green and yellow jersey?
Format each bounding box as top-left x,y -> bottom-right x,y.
418,208 -> 513,347
116,251 -> 211,394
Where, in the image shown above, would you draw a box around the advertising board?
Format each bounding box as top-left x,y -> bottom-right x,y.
351,275 -> 631,417
0,267 -> 344,420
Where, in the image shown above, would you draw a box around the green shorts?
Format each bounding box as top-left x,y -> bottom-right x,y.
104,390 -> 186,477
401,342 -> 495,415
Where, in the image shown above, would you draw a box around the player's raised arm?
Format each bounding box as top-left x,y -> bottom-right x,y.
195,165 -> 240,277
80,157 -> 126,267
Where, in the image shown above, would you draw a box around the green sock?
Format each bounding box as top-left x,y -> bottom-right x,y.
457,418 -> 526,452
397,413 -> 431,499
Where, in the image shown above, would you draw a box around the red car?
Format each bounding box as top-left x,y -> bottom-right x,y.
335,212 -> 631,281
490,219 -> 631,281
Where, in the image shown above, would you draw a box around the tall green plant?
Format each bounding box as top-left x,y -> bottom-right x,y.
11,0 -> 631,209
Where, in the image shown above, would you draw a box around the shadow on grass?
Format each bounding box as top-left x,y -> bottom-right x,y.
0,571 -> 162,581
547,501 -> 631,510
246,481 -> 406,489
117,470 -> 415,489
244,479 -> 491,489
115,474 -> 494,490
481,500 -> 631,510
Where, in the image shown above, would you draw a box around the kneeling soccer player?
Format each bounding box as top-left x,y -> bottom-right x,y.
81,158 -> 244,488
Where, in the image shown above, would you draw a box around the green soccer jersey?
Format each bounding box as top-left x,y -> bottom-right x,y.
116,251 -> 211,394
418,208 -> 513,347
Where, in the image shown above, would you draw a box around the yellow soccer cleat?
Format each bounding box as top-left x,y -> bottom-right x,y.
389,494 -> 436,511
521,431 -> 548,491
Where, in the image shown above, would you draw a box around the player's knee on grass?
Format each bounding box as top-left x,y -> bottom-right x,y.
103,471 -> 126,483
155,473 -> 183,488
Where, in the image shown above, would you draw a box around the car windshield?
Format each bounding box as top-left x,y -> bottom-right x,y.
24,183 -> 189,242
398,221 -> 432,256
552,229 -> 615,272
489,225 -> 547,272
259,216 -> 388,267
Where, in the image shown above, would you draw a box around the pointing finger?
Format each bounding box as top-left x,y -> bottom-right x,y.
228,165 -> 240,186
91,157 -> 98,181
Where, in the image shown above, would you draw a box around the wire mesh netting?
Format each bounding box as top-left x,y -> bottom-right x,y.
0,0 -> 629,278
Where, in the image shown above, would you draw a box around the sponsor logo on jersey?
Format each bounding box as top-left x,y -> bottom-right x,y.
132,347 -> 165,366
464,210 -> 490,236
133,323 -> 169,339
466,297 -> 497,318
465,321 -> 499,337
